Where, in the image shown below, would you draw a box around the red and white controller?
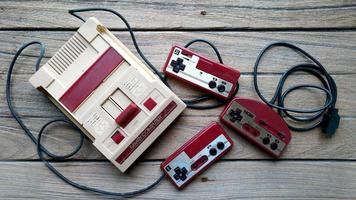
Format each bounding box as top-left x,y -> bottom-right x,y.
163,45 -> 240,100
161,122 -> 233,189
219,97 -> 291,157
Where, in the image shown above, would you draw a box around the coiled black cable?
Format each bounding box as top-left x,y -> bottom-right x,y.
69,8 -> 238,109
6,8 -> 240,197
6,42 -> 165,197
253,42 -> 339,134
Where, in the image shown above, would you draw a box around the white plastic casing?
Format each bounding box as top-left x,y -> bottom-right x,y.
29,17 -> 186,172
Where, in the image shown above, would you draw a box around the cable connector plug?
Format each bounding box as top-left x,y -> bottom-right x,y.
321,108 -> 340,136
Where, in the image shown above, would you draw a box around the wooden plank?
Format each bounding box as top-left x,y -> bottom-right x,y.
1,31 -> 356,74
0,161 -> 355,199
1,72 -> 355,161
0,115 -> 355,160
1,74 -> 355,118
0,1 -> 356,29
0,2 -> 355,199
1,32 -> 354,160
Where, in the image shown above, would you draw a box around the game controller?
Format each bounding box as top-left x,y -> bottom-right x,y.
161,122 -> 233,189
219,97 -> 291,157
163,45 -> 240,100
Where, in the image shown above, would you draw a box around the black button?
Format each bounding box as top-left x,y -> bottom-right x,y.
173,173 -> 180,180
181,167 -> 188,175
180,174 -> 187,181
170,60 -> 178,67
217,85 -> 226,93
262,137 -> 270,145
209,148 -> 217,156
229,109 -> 242,122
177,58 -> 183,63
172,66 -> 179,73
270,143 -> 278,150
228,110 -> 237,122
236,115 -> 242,122
170,58 -> 185,73
228,110 -> 234,115
174,167 -> 181,174
208,81 -> 217,89
217,142 -> 225,150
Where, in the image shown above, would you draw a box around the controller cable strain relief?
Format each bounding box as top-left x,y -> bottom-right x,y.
321,107 -> 340,137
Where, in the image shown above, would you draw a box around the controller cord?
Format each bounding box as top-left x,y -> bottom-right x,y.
69,8 -> 238,110
6,8 -> 240,197
253,42 -> 340,135
6,41 -> 165,197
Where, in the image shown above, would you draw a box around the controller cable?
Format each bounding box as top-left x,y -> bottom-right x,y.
6,41 -> 165,197
69,8 -> 239,110
6,8 -> 239,197
253,42 -> 340,135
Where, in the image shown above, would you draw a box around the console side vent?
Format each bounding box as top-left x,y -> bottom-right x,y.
47,33 -> 88,75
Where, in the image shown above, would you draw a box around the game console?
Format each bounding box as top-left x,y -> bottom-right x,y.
161,122 -> 233,189
29,17 -> 186,172
163,45 -> 240,100
219,97 -> 291,157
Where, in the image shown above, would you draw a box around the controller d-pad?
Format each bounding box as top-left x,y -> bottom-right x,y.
172,166 -> 188,181
181,167 -> 188,174
174,166 -> 181,174
173,173 -> 180,180
180,174 -> 187,181
228,108 -> 243,122
171,58 -> 186,73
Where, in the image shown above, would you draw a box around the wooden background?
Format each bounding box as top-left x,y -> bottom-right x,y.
0,1 -> 356,199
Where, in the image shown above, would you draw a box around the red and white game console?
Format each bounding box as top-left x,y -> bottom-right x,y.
161,122 -> 233,189
29,17 -> 186,172
220,97 -> 291,157
163,45 -> 240,100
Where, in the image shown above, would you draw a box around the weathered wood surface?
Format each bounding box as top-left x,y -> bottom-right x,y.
1,1 -> 356,199
1,0 -> 356,29
2,74 -> 355,117
0,161 -> 355,199
1,31 -> 355,74
1,116 -> 355,160
1,74 -> 356,160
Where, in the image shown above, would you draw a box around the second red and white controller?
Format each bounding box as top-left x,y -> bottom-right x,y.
163,45 -> 240,100
161,122 -> 233,189
220,97 -> 291,157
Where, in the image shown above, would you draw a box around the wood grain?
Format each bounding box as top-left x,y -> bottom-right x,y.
1,74 -> 355,117
1,31 -> 356,74
0,1 -> 356,29
0,116 -> 355,160
0,161 -> 355,199
1,31 -> 355,161
1,1 -> 356,199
